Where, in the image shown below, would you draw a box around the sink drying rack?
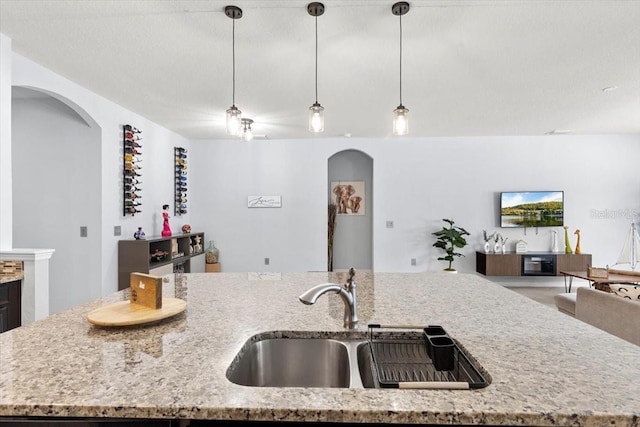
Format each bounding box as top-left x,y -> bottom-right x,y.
366,325 -> 490,389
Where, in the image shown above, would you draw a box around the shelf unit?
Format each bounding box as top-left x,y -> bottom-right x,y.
118,232 -> 204,290
476,251 -> 592,277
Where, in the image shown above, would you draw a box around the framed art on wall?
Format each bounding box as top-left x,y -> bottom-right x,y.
331,181 -> 365,215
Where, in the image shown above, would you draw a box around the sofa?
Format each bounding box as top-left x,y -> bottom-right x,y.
554,276 -> 640,346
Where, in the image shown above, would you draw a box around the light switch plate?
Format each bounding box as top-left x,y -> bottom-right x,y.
264,257 -> 270,265
386,221 -> 394,229
80,226 -> 88,237
114,226 -> 122,236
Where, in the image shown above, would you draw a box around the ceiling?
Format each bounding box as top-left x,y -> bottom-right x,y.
1,0 -> 639,140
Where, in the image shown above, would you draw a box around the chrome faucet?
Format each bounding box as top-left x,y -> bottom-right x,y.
299,267 -> 358,329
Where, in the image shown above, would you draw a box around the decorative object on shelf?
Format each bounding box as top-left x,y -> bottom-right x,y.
612,222 -> 640,271
331,181 -> 365,215
493,233 -> 502,254
161,204 -> 172,237
588,266 -> 609,279
391,1 -> 410,135
307,2 -> 325,133
150,248 -> 169,262
247,195 -> 282,208
123,124 -> 142,216
181,224 -> 191,234
482,230 -> 495,253
194,235 -> 203,253
574,229 -> 582,254
563,226 -> 573,254
133,227 -> 145,240
550,230 -> 559,252
328,203 -> 337,271
174,147 -> 188,216
432,218 -> 470,272
500,235 -> 508,254
515,239 -> 528,253
225,5 -> 243,136
205,240 -> 219,264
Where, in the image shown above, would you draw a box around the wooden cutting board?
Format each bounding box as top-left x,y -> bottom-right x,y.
87,298 -> 186,326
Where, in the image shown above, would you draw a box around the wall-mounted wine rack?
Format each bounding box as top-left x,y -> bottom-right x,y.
175,147 -> 187,216
123,124 -> 142,216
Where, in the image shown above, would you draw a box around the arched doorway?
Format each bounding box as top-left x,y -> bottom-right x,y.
12,86 -> 102,314
328,150 -> 373,271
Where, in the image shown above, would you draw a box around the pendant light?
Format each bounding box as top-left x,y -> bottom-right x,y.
392,2 -> 410,136
308,2 -> 325,133
225,5 -> 242,136
241,118 -> 254,141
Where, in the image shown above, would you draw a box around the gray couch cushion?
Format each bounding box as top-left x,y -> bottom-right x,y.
575,287 -> 640,346
554,292 -> 577,316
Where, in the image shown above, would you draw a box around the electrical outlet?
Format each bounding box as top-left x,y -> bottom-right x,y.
114,226 -> 122,236
386,221 -> 394,229
264,257 -> 270,265
80,226 -> 88,237
411,258 -> 417,266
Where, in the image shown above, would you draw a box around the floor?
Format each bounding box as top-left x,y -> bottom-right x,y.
506,286 -> 564,309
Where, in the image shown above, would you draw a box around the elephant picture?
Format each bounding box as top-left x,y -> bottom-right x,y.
331,181 -> 365,215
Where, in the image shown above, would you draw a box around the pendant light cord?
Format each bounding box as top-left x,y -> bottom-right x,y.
232,17 -> 236,107
399,12 -> 403,106
314,14 -> 318,104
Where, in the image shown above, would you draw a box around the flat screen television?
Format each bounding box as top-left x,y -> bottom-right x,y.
500,191 -> 564,228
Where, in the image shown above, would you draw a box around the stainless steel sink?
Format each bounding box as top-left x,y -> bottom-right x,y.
227,332 -> 489,389
227,338 -> 354,388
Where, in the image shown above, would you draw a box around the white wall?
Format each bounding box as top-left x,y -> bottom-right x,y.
0,34 -> 12,250
191,136 -> 640,276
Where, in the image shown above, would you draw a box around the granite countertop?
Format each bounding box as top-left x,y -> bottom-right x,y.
0,272 -> 23,284
1,272 -> 639,425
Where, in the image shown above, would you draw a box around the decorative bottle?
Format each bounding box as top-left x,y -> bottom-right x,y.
205,241 -> 220,264
563,226 -> 573,254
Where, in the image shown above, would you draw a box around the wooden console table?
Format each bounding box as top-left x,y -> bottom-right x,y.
476,252 -> 592,277
560,270 -> 640,293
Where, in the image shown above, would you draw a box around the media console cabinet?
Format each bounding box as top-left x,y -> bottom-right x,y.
476,251 -> 592,276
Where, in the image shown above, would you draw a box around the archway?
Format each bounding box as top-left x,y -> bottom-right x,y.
328,149 -> 373,271
12,86 -> 102,314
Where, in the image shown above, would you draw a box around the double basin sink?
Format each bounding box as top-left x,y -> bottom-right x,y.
226,335 -> 376,388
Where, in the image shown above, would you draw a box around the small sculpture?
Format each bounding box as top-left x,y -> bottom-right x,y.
563,226 -> 573,254
550,230 -> 558,252
161,204 -> 172,237
181,224 -> 191,234
493,233 -> 502,254
574,229 -> 582,254
133,227 -> 145,240
482,230 -> 495,253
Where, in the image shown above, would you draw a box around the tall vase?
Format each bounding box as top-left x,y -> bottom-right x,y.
550,230 -> 558,252
484,241 -> 491,253
494,242 -> 501,254
563,226 -> 573,254
205,240 -> 220,264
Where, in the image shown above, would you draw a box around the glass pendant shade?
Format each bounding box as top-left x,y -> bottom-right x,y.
309,102 -> 325,133
393,105 -> 409,136
226,105 -> 242,136
241,118 -> 253,141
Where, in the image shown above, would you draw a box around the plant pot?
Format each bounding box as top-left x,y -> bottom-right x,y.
442,269 -> 458,274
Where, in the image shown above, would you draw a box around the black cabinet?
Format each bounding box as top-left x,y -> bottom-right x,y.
0,279 -> 22,333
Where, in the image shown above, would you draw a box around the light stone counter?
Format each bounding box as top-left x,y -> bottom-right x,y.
0,272 -> 639,425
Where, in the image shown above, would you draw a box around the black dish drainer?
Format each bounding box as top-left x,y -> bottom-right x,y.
366,325 -> 490,389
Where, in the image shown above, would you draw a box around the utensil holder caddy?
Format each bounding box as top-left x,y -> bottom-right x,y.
366,325 -> 490,389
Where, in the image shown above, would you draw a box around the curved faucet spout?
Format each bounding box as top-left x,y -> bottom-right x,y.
298,276 -> 358,329
299,283 -> 346,305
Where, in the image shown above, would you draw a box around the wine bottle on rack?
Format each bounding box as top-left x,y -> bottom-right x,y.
124,178 -> 141,184
124,132 -> 142,140
124,185 -> 141,192
124,141 -> 142,148
125,192 -> 141,199
127,207 -> 142,214
124,170 -> 141,177
124,125 -> 141,133
124,147 -> 142,155
124,154 -> 141,162
124,200 -> 142,206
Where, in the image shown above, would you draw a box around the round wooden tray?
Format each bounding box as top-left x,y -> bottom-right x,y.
87,298 -> 186,326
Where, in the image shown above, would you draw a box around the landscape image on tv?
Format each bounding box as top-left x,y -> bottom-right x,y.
501,191 -> 564,228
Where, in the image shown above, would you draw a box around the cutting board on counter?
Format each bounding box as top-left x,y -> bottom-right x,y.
87,297 -> 186,326
87,272 -> 185,326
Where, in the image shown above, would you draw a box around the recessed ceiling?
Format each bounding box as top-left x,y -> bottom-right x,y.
1,0 -> 639,140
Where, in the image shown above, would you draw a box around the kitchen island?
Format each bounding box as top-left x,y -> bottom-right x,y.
0,272 -> 639,426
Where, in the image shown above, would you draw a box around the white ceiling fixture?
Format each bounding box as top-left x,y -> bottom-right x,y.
392,2 -> 410,136
308,2 -> 325,133
225,5 -> 243,137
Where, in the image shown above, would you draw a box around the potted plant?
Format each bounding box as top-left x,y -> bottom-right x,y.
432,218 -> 470,272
